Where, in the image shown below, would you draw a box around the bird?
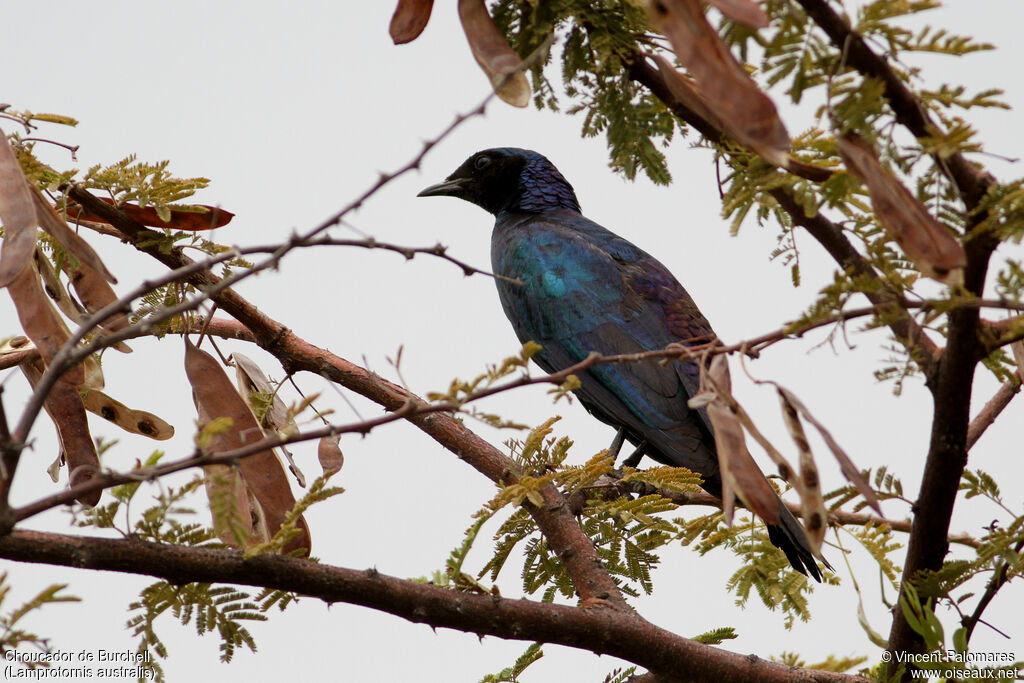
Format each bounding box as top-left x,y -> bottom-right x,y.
418,147 -> 826,581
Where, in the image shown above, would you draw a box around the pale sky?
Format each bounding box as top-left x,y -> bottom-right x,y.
2,2 -> 1022,681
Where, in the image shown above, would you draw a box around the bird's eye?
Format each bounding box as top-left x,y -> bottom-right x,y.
473,156 -> 491,170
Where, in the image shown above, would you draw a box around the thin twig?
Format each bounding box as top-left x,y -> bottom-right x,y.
609,481 -> 980,550
961,539 -> 1024,643
965,374 -> 1023,450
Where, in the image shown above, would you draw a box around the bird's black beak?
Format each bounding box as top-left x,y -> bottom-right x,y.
417,177 -> 467,198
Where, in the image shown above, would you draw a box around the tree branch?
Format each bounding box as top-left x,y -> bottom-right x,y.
0,529 -> 863,683
965,373 -> 1022,451
626,40 -> 999,674
961,539 -> 1024,644
607,481 -> 980,550
793,0 -> 994,210
885,209 -> 996,669
59,189 -> 630,612
766,188 -> 939,377
625,54 -> 939,381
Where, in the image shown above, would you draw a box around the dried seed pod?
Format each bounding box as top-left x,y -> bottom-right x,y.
318,434 -> 344,477
64,196 -> 234,232
21,359 -> 101,506
777,390 -> 826,554
80,388 -> 174,441
194,395 -> 256,547
708,0 -> 768,29
32,245 -> 131,354
185,340 -> 311,556
703,356 -> 780,525
647,0 -> 789,165
653,55 -> 726,132
458,0 -> 531,107
231,352 -> 306,487
390,0 -> 434,44
34,246 -> 85,321
0,128 -> 38,287
838,133 -> 966,285
7,259 -> 84,385
774,384 -> 881,515
31,186 -> 116,284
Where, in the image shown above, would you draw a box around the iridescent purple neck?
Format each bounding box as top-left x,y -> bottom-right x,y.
513,152 -> 581,213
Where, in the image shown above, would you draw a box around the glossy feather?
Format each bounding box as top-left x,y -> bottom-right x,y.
419,147 -> 825,580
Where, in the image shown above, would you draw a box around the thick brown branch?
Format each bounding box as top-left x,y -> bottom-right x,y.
886,228 -> 996,668
626,49 -> 990,673
625,54 -> 939,380
794,0 -> 994,210
61,192 -> 629,611
0,529 -> 863,683
763,26 -> 1005,659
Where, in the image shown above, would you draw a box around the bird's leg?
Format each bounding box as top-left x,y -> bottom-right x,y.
606,427 -> 627,460
621,441 -> 648,469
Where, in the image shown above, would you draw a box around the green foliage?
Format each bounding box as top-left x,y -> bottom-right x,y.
479,641 -> 544,683
67,456 -> 336,679
1,107 -> 79,188
414,510 -> 498,594
773,650 -> 868,672
691,626 -> 738,645
602,666 -> 639,683
74,452 -> 216,547
491,0 -> 679,183
822,465 -> 910,513
6,119 -> 213,221
920,84 -> 1009,113
911,512 -> 1023,604
474,418 -> 819,624
427,342 -> 547,429
618,464 -> 703,496
678,511 -> 824,628
207,470 -> 253,549
579,493 -> 679,597
482,420 -> 704,599
243,472 -> 344,558
126,581 -> 286,680
80,155 -> 210,223
0,573 -> 80,666
850,523 -> 904,587
855,3 -> 993,57
761,5 -> 830,103
822,469 -> 907,593
960,468 -> 1008,509
977,179 -> 1024,242
893,583 -> 1024,680
1,106 -> 79,128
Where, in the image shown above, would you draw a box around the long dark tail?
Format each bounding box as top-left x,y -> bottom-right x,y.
700,472 -> 830,581
765,498 -> 831,582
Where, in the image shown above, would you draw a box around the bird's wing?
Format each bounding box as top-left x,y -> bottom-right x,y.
621,256 -> 716,422
545,215 -> 716,421
494,213 -> 717,473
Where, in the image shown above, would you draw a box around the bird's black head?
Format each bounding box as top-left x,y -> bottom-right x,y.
418,148 -> 581,216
